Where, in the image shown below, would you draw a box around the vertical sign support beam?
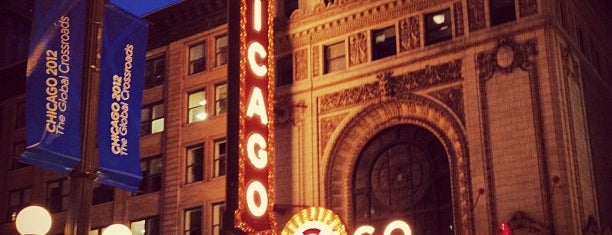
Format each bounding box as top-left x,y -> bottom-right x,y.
64,0 -> 105,234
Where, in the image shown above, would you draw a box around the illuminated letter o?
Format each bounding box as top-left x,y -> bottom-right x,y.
247,42 -> 267,77
383,220 -> 412,235
246,181 -> 268,217
247,133 -> 268,169
353,225 -> 375,235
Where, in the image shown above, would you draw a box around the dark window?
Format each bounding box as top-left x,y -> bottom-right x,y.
186,144 -> 204,183
213,139 -> 226,177
47,179 -> 69,213
372,26 -> 397,60
141,103 -> 165,136
188,89 -> 207,123
324,41 -> 346,74
145,55 -> 166,88
131,215 -> 160,235
352,125 -> 453,234
15,100 -> 25,128
92,183 -> 114,205
276,54 -> 293,87
6,187 -> 31,222
214,83 -> 228,115
215,35 -> 228,67
490,0 -> 516,26
136,156 -> 163,195
284,0 -> 298,18
211,202 -> 225,235
10,141 -> 28,170
189,42 -> 206,75
425,9 -> 452,45
184,207 -> 202,235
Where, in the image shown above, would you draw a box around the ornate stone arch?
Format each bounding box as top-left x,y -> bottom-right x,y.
324,94 -> 473,234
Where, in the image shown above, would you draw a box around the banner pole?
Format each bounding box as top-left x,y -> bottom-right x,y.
64,0 -> 105,234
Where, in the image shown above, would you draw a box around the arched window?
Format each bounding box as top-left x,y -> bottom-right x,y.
352,125 -> 454,234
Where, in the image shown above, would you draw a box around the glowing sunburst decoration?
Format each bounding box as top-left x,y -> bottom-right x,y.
282,207 -> 348,235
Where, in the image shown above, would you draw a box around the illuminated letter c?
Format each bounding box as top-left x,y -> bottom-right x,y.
247,42 -> 267,77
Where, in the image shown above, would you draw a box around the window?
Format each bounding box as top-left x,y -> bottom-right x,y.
92,183 -> 114,205
211,202 -> 225,235
372,26 -> 397,60
184,207 -> 202,235
47,178 -> 69,213
490,0 -> 516,26
213,139 -> 226,177
188,89 -> 207,123
89,227 -> 105,235
425,9 -> 452,45
141,103 -> 165,136
15,100 -> 25,128
324,41 -> 346,74
214,83 -> 228,115
276,54 -> 293,87
10,141 -> 27,170
6,187 -> 31,222
189,42 -> 206,75
215,35 -> 228,67
137,156 -> 163,195
131,215 -> 160,235
284,0 -> 298,18
144,55 -> 165,88
186,144 -> 204,183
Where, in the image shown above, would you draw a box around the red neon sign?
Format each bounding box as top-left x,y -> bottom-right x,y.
236,0 -> 276,233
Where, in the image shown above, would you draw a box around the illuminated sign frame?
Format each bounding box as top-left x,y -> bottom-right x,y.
281,207 -> 347,235
236,0 -> 276,233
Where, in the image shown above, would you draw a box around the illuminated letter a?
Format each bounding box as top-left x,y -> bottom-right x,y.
246,87 -> 268,125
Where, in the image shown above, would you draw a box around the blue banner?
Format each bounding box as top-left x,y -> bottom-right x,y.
21,0 -> 86,174
97,3 -> 147,192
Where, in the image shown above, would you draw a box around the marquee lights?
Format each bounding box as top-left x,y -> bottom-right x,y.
354,220 -> 412,235
236,0 -> 276,232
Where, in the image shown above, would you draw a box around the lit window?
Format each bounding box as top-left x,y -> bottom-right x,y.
213,139 -> 226,177
89,227 -> 104,235
425,9 -> 452,45
136,156 -> 163,195
211,202 -> 225,235
47,178 -> 69,213
92,183 -> 114,205
145,55 -> 165,88
372,26 -> 397,60
276,54 -> 293,87
189,42 -> 206,75
215,83 -> 228,115
490,0 -> 516,26
186,144 -> 204,183
131,216 -> 160,235
215,35 -> 228,67
324,41 -> 346,74
188,89 -> 207,123
6,187 -> 31,222
141,103 -> 165,136
184,207 -> 202,235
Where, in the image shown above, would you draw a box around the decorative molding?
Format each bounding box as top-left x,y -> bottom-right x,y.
319,114 -> 347,152
467,0 -> 486,32
295,49 -> 308,81
399,15 -> 421,52
476,36 -> 538,81
429,86 -> 465,124
507,211 -> 545,233
320,59 -> 463,113
348,32 -> 368,66
561,44 -> 579,83
519,0 -> 538,17
454,1 -> 465,37
274,96 -> 307,126
313,45 -> 321,77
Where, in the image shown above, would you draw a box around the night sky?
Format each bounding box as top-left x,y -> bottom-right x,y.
109,0 -> 183,16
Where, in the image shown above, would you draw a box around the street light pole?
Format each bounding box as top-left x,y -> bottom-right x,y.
64,0 -> 105,234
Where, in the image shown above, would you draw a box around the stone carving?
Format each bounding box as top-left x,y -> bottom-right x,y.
319,114 -> 347,151
476,36 -> 538,81
274,96 -> 306,126
454,2 -> 465,37
320,60 -> 463,113
561,44 -> 579,82
507,211 -> 545,233
313,45 -> 320,77
399,16 -> 421,52
519,0 -> 538,17
468,0 -> 486,32
430,86 -> 465,124
349,32 -> 368,66
294,49 -> 308,81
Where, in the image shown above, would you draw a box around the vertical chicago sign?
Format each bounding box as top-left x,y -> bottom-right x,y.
236,0 -> 276,233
